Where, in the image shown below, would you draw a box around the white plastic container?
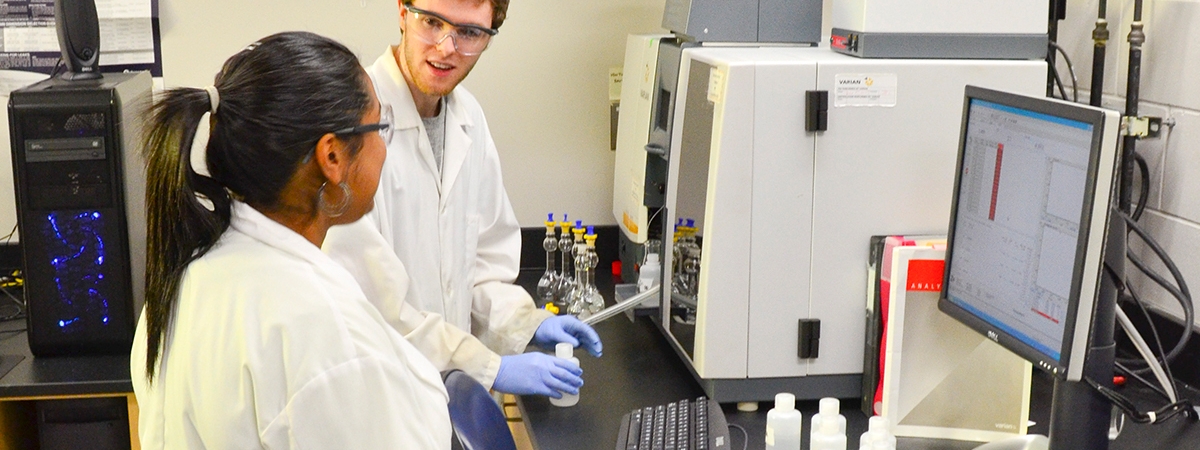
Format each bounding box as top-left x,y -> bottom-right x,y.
637,253 -> 661,293
858,416 -> 897,450
810,398 -> 847,450
765,393 -> 802,450
549,343 -> 580,407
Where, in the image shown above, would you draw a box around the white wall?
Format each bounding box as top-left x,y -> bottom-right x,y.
0,0 -> 666,238
156,0 -> 664,228
1058,0 -> 1200,329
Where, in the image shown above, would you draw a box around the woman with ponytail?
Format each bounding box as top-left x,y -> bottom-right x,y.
131,31 -> 451,448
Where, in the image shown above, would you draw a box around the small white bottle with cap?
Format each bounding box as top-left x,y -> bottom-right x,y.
810,398 -> 847,450
765,392 -> 801,450
858,416 -> 897,450
637,253 -> 661,293
549,343 -> 580,407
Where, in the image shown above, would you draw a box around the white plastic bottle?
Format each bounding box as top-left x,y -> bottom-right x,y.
765,393 -> 802,450
810,398 -> 847,450
858,416 -> 897,450
549,343 -> 580,407
637,253 -> 661,293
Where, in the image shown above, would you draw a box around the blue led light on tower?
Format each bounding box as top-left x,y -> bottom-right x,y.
41,210 -> 115,334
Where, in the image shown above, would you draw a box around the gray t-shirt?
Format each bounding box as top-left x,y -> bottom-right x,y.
422,100 -> 446,174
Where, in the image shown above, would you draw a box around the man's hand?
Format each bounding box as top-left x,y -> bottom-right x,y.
492,353 -> 583,398
532,315 -> 603,357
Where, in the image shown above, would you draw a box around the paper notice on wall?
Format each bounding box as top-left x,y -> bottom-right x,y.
0,0 -> 160,90
834,73 -> 898,107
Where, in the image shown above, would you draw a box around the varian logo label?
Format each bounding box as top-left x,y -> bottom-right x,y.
833,73 -> 897,107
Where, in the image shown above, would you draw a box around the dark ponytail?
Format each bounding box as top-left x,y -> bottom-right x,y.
141,31 -> 371,381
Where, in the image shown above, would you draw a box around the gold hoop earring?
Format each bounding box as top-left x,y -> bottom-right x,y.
318,181 -> 352,218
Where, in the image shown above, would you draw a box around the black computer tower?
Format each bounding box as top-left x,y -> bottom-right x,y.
8,72 -> 151,356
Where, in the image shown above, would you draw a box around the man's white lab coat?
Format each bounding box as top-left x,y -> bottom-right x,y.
131,202 -> 451,449
352,47 -> 552,355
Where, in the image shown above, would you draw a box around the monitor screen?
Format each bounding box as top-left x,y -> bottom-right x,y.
939,86 -> 1120,381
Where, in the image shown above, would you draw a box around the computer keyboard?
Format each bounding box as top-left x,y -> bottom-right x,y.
615,396 -> 731,450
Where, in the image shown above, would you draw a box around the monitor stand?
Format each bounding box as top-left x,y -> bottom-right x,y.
1047,214 -> 1124,450
973,215 -> 1123,450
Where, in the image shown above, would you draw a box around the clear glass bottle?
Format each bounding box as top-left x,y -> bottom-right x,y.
681,246 -> 702,300
554,216 -> 574,311
536,213 -> 558,308
566,224 -> 587,316
671,219 -> 684,294
584,227 -> 604,314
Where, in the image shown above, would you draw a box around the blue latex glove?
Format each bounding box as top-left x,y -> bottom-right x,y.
493,352 -> 583,398
532,315 -> 603,357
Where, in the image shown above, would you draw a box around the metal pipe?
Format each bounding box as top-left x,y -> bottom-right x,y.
1090,0 -> 1109,107
581,285 -> 660,325
1120,0 -> 1146,213
1047,0 -> 1066,97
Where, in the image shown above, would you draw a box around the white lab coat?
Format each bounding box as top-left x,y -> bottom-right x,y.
131,202 -> 451,449
355,47 -> 552,355
324,217 -> 501,388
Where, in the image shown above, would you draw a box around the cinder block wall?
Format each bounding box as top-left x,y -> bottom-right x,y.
1058,0 -> 1200,329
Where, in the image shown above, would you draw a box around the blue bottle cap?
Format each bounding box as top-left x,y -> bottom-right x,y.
575,220 -> 583,228
547,213 -> 554,221
686,219 -> 695,227
587,225 -> 595,234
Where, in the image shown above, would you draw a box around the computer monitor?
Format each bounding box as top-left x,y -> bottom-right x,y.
938,86 -> 1124,448
939,85 -> 1121,382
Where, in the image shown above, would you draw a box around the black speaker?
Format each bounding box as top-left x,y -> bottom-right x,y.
8,72 -> 151,357
54,0 -> 102,81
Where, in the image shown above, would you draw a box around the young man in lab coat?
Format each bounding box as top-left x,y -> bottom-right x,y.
326,0 -> 602,397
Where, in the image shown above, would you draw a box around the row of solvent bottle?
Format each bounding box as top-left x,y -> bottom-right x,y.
536,213 -> 604,318
766,394 -> 896,450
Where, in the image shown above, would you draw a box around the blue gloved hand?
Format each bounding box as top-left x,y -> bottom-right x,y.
532,315 -> 603,357
493,352 -> 583,398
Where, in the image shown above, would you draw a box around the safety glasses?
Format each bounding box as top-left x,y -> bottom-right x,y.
404,4 -> 497,56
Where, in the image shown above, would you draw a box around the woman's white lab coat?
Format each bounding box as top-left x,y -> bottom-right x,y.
130,202 -> 451,449
348,48 -> 551,355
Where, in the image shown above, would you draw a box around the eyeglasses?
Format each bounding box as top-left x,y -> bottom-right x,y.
333,103 -> 393,143
403,4 -> 497,56
304,105 -> 392,163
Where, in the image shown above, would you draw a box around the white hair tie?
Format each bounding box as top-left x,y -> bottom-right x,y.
204,86 -> 220,114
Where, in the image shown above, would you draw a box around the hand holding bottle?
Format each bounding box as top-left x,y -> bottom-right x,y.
492,352 -> 582,398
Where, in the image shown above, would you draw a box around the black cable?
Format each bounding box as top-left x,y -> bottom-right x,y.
1120,253 -> 1191,368
1132,150 -> 1150,221
0,304 -> 22,322
1115,360 -> 1170,400
49,58 -> 65,78
1130,285 -> 1177,392
1118,210 -> 1193,364
1047,55 -> 1070,100
0,224 -> 15,242
1115,284 -> 1179,397
727,423 -> 749,450
1048,40 -> 1079,102
1085,376 -> 1196,424
0,285 -> 23,309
